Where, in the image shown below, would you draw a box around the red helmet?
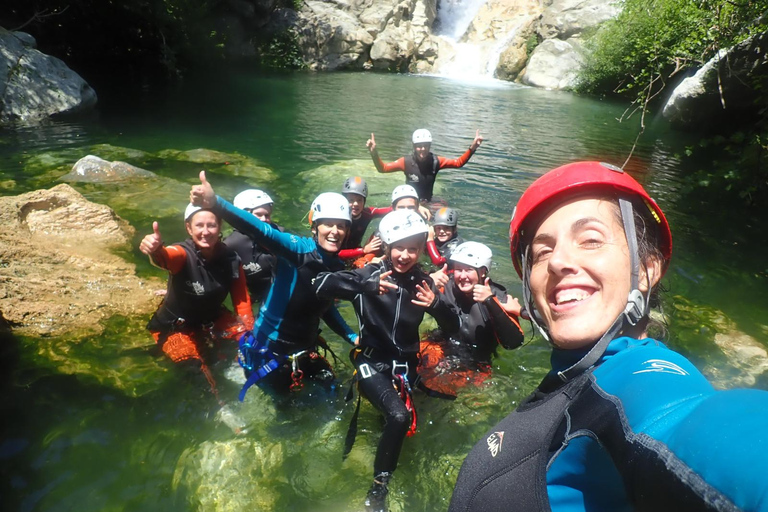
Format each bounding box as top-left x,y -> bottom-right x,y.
509,161 -> 672,277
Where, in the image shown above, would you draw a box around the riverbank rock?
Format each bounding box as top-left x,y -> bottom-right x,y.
0,28 -> 97,124
521,38 -> 584,89
0,184 -> 161,337
662,31 -> 768,129
62,155 -> 157,183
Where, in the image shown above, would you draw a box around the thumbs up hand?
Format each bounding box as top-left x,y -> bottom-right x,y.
190,170 -> 217,208
140,221 -> 164,255
472,277 -> 493,303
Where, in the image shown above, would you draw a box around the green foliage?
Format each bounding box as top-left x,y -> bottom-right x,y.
257,30 -> 306,70
525,33 -> 539,57
577,0 -> 767,101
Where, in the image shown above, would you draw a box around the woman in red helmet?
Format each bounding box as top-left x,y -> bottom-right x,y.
449,162 -> 768,512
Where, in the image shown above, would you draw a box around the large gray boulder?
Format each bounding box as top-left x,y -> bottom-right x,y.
538,0 -> 621,40
61,155 -> 157,183
0,28 -> 97,124
663,31 -> 768,129
522,38 -> 584,89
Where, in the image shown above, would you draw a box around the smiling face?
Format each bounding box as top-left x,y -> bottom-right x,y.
388,235 -> 424,274
249,205 -> 272,223
528,197 -> 642,350
434,225 -> 454,243
314,220 -> 348,253
452,262 -> 482,294
186,210 -> 221,255
345,193 -> 366,219
413,142 -> 431,162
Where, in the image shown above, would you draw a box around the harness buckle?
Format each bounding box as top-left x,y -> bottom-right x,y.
363,346 -> 375,358
359,363 -> 373,379
392,361 -> 409,378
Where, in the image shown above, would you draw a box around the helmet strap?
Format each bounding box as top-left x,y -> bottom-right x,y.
522,197 -> 651,383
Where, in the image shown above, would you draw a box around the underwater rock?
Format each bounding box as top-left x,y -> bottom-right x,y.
155,148 -> 276,183
62,155 -> 157,183
0,184 -> 162,337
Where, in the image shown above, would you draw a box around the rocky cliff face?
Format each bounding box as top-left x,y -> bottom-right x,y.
0,28 -> 97,125
273,0 -> 621,89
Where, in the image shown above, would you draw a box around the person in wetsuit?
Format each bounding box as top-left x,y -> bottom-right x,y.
190,172 -> 358,399
223,189 -> 281,304
337,176 -> 389,262
425,206 -> 464,267
366,129 -> 483,202
420,241 -> 524,394
140,204 -> 254,398
312,210 -> 459,512
449,161 -> 768,512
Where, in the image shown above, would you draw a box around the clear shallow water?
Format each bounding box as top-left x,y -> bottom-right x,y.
1,71 -> 767,511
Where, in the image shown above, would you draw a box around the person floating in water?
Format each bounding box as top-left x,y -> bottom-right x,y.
366,128 -> 483,202
190,172 -> 358,399
449,161 -> 768,512
140,204 -> 253,399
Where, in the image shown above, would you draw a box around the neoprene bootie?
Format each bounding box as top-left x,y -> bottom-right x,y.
364,472 -> 391,512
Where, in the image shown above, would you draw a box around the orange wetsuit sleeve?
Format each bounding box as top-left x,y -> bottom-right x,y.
370,149 -> 406,173
150,245 -> 187,274
231,264 -> 254,329
426,240 -> 446,266
437,146 -> 476,169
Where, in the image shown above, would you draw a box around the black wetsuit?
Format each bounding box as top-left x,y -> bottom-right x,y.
223,225 -> 282,304
314,260 -> 458,475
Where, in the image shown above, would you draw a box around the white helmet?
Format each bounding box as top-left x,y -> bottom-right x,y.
233,189 -> 273,210
309,192 -> 351,224
412,129 -> 432,144
379,210 -> 429,245
391,184 -> 419,205
450,242 -> 493,271
184,203 -> 202,221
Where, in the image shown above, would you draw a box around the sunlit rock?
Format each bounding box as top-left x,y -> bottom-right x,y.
0,28 -> 97,124
62,155 -> 157,183
0,184 -> 161,337
521,38 -> 584,90
173,439 -> 285,511
667,295 -> 768,389
538,0 -> 621,40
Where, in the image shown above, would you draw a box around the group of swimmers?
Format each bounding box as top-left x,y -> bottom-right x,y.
140,132 -> 768,512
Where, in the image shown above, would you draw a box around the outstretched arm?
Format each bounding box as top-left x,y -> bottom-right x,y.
436,129 -> 483,169
321,306 -> 359,346
367,133 -> 406,173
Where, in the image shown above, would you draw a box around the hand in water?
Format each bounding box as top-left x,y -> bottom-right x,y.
140,221 -> 163,255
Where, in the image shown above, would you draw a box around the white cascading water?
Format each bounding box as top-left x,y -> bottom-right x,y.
432,0 -> 525,82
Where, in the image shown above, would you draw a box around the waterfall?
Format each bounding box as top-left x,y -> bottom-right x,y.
431,0 -> 527,82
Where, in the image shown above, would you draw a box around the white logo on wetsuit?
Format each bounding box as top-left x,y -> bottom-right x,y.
633,359 -> 689,376
487,431 -> 504,457
408,174 -> 420,182
243,262 -> 262,274
190,281 -> 205,295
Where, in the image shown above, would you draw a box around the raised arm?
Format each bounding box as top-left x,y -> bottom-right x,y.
139,221 -> 186,273
367,132 -> 406,173
436,129 -> 483,169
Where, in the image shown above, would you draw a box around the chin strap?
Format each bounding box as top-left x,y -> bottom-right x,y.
523,198 -> 651,383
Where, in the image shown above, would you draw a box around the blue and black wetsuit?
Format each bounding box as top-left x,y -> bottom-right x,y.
214,197 -> 357,393
449,337 -> 768,511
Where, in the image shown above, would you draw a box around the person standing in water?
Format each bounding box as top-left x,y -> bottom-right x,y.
223,189 -> 281,304
313,210 -> 459,512
338,176 -> 389,262
425,206 -> 464,267
449,161 -> 768,512
140,204 -> 253,399
366,129 -> 483,202
190,172 -> 358,399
